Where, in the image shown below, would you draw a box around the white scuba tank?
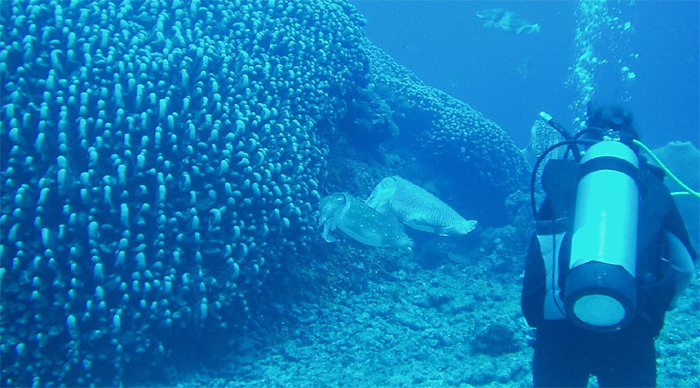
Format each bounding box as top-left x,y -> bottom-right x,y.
565,140 -> 640,331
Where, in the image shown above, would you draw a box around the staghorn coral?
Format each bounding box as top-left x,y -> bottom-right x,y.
0,0 -> 367,385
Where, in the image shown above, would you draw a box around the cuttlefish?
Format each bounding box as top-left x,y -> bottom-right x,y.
476,8 -> 540,35
366,176 -> 477,236
320,192 -> 412,248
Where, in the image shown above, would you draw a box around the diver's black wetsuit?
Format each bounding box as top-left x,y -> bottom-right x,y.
521,158 -> 697,387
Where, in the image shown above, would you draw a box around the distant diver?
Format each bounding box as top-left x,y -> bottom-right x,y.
476,8 -> 541,35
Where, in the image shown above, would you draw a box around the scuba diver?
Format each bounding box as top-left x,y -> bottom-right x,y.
521,103 -> 697,387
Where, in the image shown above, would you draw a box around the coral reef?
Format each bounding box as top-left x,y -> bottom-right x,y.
338,86 -> 399,148
0,0 -> 367,385
362,43 -> 531,224
521,119 -> 565,168
1,0 -> 549,385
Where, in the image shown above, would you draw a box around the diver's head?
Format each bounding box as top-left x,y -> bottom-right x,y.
582,102 -> 640,146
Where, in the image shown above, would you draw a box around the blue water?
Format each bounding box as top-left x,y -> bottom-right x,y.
352,0 -> 700,149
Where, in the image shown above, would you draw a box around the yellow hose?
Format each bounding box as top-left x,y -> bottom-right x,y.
633,139 -> 700,198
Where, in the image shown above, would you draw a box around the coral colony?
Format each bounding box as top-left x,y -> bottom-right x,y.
0,0 -> 533,386
0,0 -> 367,385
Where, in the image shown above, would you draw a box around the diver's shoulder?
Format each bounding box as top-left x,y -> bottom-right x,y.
639,158 -> 666,182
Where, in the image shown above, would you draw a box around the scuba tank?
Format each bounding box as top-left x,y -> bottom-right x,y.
531,112 -> 642,331
532,109 -> 697,332
564,140 -> 639,331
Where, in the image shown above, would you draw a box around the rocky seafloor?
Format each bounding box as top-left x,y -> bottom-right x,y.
173,221 -> 700,387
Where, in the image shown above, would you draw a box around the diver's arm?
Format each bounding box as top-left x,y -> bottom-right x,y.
663,194 -> 697,309
664,231 -> 696,309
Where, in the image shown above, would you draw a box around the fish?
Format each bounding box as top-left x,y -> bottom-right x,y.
366,176 -> 477,236
320,192 -> 412,248
476,8 -> 541,35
